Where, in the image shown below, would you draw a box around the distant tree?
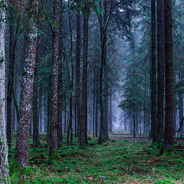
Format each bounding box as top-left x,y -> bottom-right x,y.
0,0 -> 9,182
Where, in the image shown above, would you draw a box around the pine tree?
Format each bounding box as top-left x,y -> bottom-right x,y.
15,0 -> 38,167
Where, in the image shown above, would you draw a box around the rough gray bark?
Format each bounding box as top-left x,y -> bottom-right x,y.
0,2 -> 9,182
15,0 -> 38,167
50,0 -> 60,155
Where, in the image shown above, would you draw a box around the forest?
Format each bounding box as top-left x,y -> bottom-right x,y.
0,0 -> 184,183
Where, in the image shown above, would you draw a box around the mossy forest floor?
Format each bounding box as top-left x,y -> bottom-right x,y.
9,134 -> 184,184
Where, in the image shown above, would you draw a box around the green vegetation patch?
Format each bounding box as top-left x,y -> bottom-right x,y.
9,135 -> 184,183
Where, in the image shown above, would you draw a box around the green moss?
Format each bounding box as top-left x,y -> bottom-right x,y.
8,135 -> 184,183
48,152 -> 61,164
154,179 -> 175,184
0,139 -> 4,146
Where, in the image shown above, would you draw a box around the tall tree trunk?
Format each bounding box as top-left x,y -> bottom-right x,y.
75,4 -> 81,139
99,0 -> 108,144
7,22 -> 14,147
151,0 -> 157,144
66,0 -> 74,146
157,0 -> 164,145
80,5 -> 89,147
50,0 -> 60,155
164,0 -> 174,149
0,2 -> 9,182
133,109 -> 136,138
57,0 -> 63,146
95,67 -> 99,137
109,90 -> 112,133
47,75 -> 51,144
93,65 -> 95,137
15,0 -> 38,167
179,92 -> 183,138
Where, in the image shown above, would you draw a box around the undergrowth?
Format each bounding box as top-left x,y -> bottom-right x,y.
9,134 -> 184,183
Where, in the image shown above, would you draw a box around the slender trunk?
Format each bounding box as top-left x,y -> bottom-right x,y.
80,6 -> 89,147
64,101 -> 67,134
93,68 -> 95,137
151,0 -> 157,144
95,67 -> 99,137
0,2 -> 9,181
47,76 -> 51,144
15,1 -> 38,167
164,0 -> 174,149
7,23 -> 14,146
57,0 -> 63,145
50,0 -> 60,155
109,91 -> 112,133
66,1 -> 74,145
99,0 -> 108,144
157,0 -> 164,145
133,110 -> 136,138
179,92 -> 183,138
39,85 -> 43,133
75,4 -> 81,138
33,40 -> 39,145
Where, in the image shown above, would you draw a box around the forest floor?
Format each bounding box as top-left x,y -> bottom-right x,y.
9,134 -> 184,184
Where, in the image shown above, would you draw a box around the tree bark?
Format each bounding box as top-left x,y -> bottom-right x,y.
33,40 -> 39,146
15,0 -> 38,167
0,2 -> 9,182
75,4 -> 81,139
57,0 -> 63,146
80,5 -> 89,147
7,21 -> 14,147
157,0 -> 164,145
151,0 -> 157,144
164,0 -> 174,149
99,0 -> 108,144
50,0 -> 60,155
179,92 -> 183,138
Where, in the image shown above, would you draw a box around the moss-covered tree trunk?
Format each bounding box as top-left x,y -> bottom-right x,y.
15,0 -> 38,167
